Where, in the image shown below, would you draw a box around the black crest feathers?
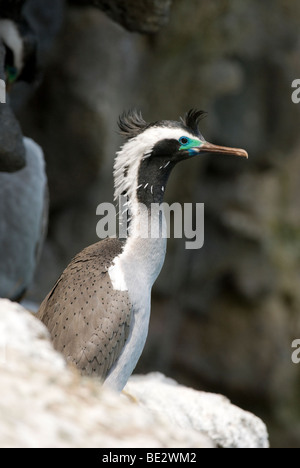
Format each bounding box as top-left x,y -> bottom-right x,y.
118,109 -> 149,139
118,108 -> 207,140
181,109 -> 207,135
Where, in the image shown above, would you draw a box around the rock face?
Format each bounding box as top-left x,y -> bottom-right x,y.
69,0 -> 172,33
126,373 -> 269,449
0,299 -> 269,448
5,0 -> 300,447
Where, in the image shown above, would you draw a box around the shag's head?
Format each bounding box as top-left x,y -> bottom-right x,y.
114,109 -> 248,205
0,17 -> 37,85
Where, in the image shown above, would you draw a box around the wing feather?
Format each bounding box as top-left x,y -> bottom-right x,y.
38,238 -> 132,380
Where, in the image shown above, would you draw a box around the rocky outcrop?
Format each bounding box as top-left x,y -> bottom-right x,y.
126,374 -> 269,449
0,299 -> 269,448
0,299 -> 212,448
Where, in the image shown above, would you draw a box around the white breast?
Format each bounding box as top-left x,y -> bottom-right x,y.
104,233 -> 166,391
108,257 -> 128,292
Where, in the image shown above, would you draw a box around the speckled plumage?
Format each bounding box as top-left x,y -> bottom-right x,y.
38,238 -> 133,379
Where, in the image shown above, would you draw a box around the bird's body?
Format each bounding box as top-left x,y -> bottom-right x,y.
0,2 -> 39,173
38,238 -> 132,384
38,110 -> 247,391
0,137 -> 48,300
0,5 -> 46,298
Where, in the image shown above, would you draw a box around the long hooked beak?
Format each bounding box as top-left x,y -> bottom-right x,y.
197,141 -> 248,159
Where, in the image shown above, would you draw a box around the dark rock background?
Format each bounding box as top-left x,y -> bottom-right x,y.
6,0 -> 300,447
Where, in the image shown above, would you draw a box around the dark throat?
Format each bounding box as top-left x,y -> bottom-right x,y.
136,158 -> 175,208
117,158 -> 175,239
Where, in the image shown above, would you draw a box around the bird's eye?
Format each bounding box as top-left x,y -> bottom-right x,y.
179,137 -> 189,146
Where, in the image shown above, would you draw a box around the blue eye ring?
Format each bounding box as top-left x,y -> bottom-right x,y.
179,136 -> 189,145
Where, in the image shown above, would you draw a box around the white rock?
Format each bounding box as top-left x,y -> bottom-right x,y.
0,299 -> 268,448
0,299 -> 213,448
125,373 -> 269,449
0,299 -> 64,369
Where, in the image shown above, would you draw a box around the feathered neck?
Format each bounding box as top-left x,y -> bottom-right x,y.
113,138 -> 173,239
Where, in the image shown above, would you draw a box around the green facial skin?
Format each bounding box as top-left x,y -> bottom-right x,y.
179,137 -> 203,154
